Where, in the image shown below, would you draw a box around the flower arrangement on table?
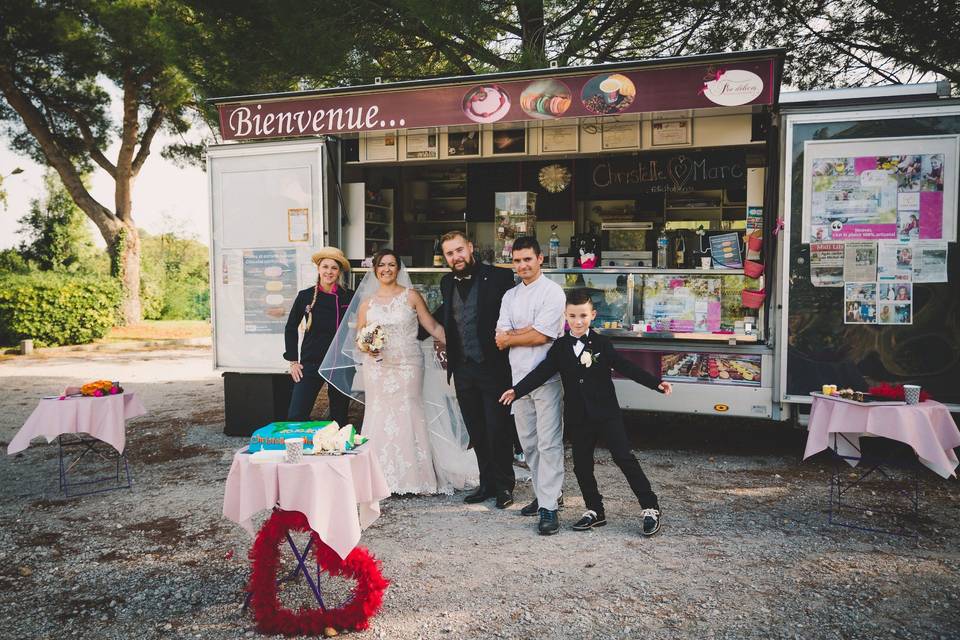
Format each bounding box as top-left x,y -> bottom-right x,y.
356,324 -> 386,354
869,383 -> 932,402
80,380 -> 123,397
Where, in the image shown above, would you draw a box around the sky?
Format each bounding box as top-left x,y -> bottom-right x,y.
0,91 -> 210,250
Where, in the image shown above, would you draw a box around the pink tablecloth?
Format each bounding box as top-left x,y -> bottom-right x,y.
803,396 -> 960,478
222,447 -> 390,559
7,392 -> 146,455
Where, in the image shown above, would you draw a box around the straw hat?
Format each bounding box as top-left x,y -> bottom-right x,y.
311,247 -> 350,272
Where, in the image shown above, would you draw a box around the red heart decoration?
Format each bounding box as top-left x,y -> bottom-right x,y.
248,509 -> 389,635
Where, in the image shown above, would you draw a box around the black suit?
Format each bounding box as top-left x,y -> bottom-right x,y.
513,330 -> 663,513
434,263 -> 517,494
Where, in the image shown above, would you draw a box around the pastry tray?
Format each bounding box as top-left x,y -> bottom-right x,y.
810,392 -> 906,406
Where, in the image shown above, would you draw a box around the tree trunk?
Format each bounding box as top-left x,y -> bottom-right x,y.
516,0 -> 547,68
107,221 -> 142,325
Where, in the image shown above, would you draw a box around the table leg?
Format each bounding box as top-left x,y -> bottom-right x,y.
58,434 -> 133,497
242,532 -> 327,613
827,440 -> 921,537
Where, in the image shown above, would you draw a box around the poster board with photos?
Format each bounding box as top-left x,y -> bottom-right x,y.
783,113 -> 960,404
802,135 -> 958,243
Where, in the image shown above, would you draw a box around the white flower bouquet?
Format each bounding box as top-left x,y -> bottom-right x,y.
356,324 -> 386,354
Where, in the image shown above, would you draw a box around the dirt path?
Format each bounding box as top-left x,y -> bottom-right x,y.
1,347 -> 958,640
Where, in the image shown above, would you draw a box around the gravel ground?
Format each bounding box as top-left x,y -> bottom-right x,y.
1,346 -> 959,640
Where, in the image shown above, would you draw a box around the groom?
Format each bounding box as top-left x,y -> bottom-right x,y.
433,231 -> 518,508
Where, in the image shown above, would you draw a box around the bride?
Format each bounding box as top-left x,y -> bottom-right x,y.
321,248 -> 478,495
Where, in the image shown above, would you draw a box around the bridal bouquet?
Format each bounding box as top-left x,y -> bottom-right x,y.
356,324 -> 386,354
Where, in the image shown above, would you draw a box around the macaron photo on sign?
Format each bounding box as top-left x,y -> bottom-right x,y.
709,232 -> 744,269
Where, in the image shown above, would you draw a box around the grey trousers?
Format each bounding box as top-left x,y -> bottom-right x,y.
512,379 -> 564,511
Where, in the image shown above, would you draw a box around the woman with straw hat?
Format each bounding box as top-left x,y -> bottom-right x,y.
284,247 -> 354,425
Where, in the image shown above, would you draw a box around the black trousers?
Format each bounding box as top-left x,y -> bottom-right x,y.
286,361 -> 352,427
452,358 -> 515,493
568,412 -> 658,514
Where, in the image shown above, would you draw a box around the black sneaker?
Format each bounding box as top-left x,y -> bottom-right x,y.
641,508 -> 661,537
495,490 -> 514,509
463,486 -> 494,504
537,508 -> 560,535
572,510 -> 607,531
520,493 -> 563,516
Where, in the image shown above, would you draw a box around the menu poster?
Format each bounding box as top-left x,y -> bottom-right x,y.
877,241 -> 913,281
912,240 -> 948,282
843,282 -> 877,324
842,241 -> 877,282
651,119 -> 691,146
405,128 -> 438,159
601,118 -> 640,150
287,208 -> 309,242
746,206 -> 763,231
708,232 -> 743,269
540,125 -> 579,153
242,249 -> 298,334
365,131 -> 398,161
661,352 -> 761,387
802,135 -> 958,243
447,128 -> 480,157
809,242 -> 844,287
642,276 -> 722,332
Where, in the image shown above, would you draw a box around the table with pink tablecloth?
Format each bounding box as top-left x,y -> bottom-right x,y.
222,447 -> 390,559
803,396 -> 960,479
7,392 -> 146,456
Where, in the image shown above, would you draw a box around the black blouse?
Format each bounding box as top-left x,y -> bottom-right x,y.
283,285 -> 354,363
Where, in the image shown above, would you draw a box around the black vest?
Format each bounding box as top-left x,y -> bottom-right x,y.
452,278 -> 483,363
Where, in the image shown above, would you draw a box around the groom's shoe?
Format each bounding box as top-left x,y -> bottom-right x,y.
495,490 -> 514,509
537,508 -> 560,535
464,486 -> 494,504
520,493 -> 564,516
572,510 -> 607,531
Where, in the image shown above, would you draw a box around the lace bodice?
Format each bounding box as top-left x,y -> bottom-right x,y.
366,289 -> 420,359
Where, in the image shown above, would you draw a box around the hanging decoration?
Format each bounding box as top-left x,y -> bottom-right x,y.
247,509 -> 389,635
538,163 -> 572,193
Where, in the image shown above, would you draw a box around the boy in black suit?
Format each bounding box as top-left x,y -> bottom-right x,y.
500,288 -> 672,536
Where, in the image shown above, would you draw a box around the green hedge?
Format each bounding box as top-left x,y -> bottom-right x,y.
0,273 -> 120,347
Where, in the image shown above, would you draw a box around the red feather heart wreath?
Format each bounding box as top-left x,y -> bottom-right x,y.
248,509 -> 388,635
869,383 -> 932,402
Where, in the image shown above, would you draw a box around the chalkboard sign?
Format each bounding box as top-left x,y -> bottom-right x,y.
784,114 -> 960,405
578,149 -> 747,198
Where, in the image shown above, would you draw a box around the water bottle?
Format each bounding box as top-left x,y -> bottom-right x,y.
548,225 -> 560,268
656,229 -> 669,269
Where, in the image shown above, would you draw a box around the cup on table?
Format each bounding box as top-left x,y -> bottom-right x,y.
903,384 -> 921,405
284,437 -> 304,463
701,256 -> 712,269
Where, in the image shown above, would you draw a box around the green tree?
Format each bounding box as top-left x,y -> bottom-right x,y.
139,229 -> 209,320
17,170 -> 103,273
0,0 -> 197,323
185,0 -> 954,104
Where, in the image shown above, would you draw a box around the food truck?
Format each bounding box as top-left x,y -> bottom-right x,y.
206,49 -> 960,434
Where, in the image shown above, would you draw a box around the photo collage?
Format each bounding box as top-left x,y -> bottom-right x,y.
843,281 -> 912,325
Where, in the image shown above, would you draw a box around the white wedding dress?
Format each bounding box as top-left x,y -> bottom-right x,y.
361,289 -> 479,495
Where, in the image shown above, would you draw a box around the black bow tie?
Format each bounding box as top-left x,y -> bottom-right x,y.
573,335 -> 587,345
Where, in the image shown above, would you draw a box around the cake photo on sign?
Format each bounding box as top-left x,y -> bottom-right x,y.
580,73 -> 636,115
463,84 -> 511,124
520,79 -> 573,119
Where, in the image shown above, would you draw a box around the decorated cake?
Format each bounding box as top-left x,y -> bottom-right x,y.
248,421 -> 367,453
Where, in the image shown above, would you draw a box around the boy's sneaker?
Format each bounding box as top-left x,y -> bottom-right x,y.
572,510 -> 606,531
640,508 -> 661,537
537,508 -> 560,535
520,493 -> 564,516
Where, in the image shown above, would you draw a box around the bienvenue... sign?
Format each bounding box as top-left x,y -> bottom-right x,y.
216,58 -> 776,141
